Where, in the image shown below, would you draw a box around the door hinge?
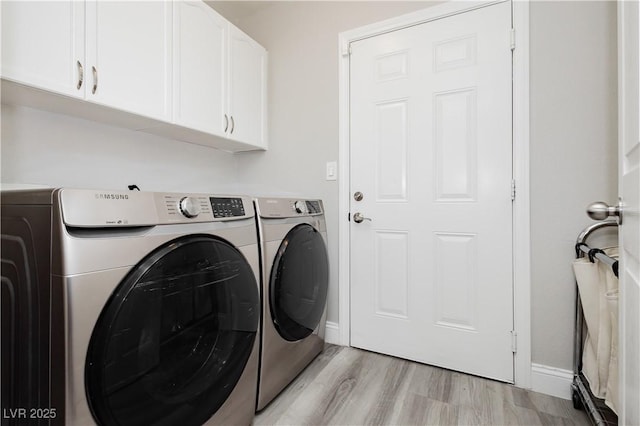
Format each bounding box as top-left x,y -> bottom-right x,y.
511,179 -> 516,201
342,43 -> 352,57
510,28 -> 516,51
511,330 -> 517,353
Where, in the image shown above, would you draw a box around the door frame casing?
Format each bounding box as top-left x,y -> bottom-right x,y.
337,0 -> 532,388
617,1 -> 639,423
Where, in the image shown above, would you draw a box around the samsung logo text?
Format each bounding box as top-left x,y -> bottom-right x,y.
95,193 -> 129,200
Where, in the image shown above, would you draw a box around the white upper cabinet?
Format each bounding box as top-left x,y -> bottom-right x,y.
85,1 -> 172,121
1,0 -> 266,151
173,1 -> 228,136
1,1 -> 85,98
228,25 -> 267,149
1,0 -> 171,122
173,1 -> 267,149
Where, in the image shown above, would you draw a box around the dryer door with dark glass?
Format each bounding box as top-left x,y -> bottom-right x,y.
269,223 -> 329,342
85,235 -> 259,426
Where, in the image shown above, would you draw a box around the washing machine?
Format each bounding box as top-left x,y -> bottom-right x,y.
1,188 -> 260,426
254,197 -> 329,411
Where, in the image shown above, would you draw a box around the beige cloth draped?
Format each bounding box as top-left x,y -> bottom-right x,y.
572,247 -> 618,414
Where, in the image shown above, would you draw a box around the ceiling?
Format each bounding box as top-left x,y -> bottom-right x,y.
206,1 -> 275,24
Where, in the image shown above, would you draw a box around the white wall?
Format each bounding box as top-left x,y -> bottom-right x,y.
529,1 -> 618,370
1,105 -> 240,194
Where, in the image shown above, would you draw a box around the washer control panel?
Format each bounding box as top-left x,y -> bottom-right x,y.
157,193 -> 252,223
161,194 -> 212,219
210,197 -> 246,218
59,189 -> 253,227
178,197 -> 202,218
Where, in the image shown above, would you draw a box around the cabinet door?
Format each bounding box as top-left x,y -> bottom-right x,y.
85,1 -> 172,121
173,1 -> 227,136
1,1 -> 85,98
228,25 -> 267,149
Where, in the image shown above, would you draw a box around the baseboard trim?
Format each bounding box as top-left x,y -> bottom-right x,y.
531,363 -> 574,400
324,321 -> 341,345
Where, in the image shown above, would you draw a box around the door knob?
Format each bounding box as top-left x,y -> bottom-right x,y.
586,200 -> 622,224
353,212 -> 372,223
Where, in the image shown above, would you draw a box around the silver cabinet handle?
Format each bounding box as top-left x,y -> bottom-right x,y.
230,116 -> 235,134
587,200 -> 623,224
92,66 -> 98,94
353,212 -> 372,223
224,114 -> 229,132
77,61 -> 84,90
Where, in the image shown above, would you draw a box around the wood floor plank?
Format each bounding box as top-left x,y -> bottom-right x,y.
396,393 -> 459,425
528,390 -> 587,420
254,345 -> 592,426
450,372 -> 506,424
275,346 -> 364,425
510,385 -> 539,410
361,356 -> 412,425
253,345 -> 344,424
492,404 -> 544,426
321,350 -> 396,425
407,363 -> 454,404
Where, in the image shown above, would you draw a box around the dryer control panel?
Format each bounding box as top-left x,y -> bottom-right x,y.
256,197 -> 324,218
305,200 -> 322,214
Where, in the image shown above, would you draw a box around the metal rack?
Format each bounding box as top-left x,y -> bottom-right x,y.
571,220 -> 618,425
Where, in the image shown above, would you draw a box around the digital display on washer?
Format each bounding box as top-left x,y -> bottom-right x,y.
305,200 -> 322,214
210,197 -> 245,218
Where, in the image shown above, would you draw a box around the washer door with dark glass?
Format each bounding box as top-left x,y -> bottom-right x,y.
270,223 -> 329,342
85,235 -> 259,426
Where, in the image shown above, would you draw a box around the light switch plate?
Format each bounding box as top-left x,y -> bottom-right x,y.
326,161 -> 337,181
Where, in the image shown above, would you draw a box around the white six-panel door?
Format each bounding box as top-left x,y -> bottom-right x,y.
619,1 -> 640,424
349,1 -> 514,382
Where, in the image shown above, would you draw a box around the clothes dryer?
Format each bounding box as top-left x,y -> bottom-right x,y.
254,197 -> 329,411
1,188 -> 260,426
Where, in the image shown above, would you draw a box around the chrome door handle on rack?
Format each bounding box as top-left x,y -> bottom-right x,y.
353,212 -> 372,223
230,116 -> 235,134
224,114 -> 229,133
586,200 -> 623,224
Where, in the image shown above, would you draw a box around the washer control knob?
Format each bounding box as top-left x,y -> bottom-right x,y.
294,200 -> 306,214
178,197 -> 201,218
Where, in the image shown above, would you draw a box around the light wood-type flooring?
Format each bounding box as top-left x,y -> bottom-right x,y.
254,345 -> 591,425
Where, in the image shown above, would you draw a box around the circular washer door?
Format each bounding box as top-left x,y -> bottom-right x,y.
85,235 -> 259,426
270,223 -> 329,342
